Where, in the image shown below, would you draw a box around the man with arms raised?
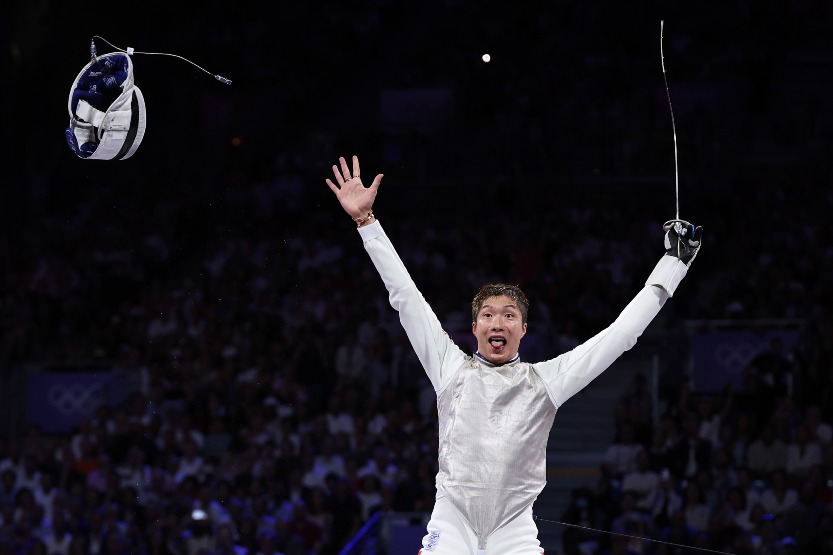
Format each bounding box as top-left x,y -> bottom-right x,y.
325,155 -> 702,555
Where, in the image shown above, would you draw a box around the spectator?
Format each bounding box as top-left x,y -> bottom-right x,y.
786,424 -> 822,480
761,469 -> 798,517
356,474 -> 383,521
610,490 -> 655,546
621,450 -> 660,512
173,438 -> 206,485
357,446 -> 397,487
214,522 -> 247,555
560,487 -> 605,555
802,510 -> 833,554
43,510 -> 73,555
735,467 -> 763,511
0,443 -> 24,480
26,539 -> 48,555
603,424 -> 644,479
715,421 -> 747,471
311,435 -> 346,481
305,487 -> 332,550
32,472 -> 59,525
747,425 -> 788,480
697,395 -> 730,448
649,415 -> 682,473
648,470 -> 682,531
15,458 -> 41,494
0,469 -> 17,508
657,509 -> 697,555
288,501 -> 323,554
70,419 -> 98,461
326,477 -> 361,551
719,486 -> 753,532
184,510 -> 215,555
804,405 -> 832,445
334,331 -> 367,381
710,447 -> 738,502
681,482 -> 711,533
781,480 -> 828,552
324,395 -> 355,438
115,446 -> 153,500
747,337 -> 793,400
674,412 -> 712,480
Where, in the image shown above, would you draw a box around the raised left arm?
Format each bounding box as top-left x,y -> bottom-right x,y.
535,220 -> 703,408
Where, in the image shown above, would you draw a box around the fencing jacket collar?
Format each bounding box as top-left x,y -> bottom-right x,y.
474,351 -> 521,366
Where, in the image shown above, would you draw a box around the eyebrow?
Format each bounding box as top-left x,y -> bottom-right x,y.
480,304 -> 519,311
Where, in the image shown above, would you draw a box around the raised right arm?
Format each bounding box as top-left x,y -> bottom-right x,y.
325,155 -> 464,391
358,221 -> 465,391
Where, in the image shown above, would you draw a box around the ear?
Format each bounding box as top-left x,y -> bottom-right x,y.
471,321 -> 477,336
521,322 -> 528,338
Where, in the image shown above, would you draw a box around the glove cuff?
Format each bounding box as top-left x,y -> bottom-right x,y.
646,255 -> 688,297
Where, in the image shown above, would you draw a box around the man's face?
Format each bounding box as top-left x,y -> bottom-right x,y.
472,295 -> 527,365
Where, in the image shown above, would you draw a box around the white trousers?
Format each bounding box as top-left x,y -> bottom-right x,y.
417,497 -> 545,555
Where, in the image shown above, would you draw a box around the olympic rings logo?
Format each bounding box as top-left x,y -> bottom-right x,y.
713,342 -> 762,372
46,383 -> 104,415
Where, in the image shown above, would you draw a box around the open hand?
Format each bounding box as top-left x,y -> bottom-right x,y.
325,155 -> 383,220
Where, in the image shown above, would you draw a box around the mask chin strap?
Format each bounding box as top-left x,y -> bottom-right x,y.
91,35 -> 233,85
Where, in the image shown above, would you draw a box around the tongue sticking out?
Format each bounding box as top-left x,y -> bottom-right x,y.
489,338 -> 506,351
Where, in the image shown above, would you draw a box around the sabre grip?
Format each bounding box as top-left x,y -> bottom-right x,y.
663,219 -> 702,267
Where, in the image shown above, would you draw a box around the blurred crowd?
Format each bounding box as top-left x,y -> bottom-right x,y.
561,350 -> 833,554
3,0 -> 833,554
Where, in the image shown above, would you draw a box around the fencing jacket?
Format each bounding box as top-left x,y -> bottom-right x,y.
358,221 -> 687,550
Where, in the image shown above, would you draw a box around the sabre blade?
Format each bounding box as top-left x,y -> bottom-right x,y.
660,20 -> 680,222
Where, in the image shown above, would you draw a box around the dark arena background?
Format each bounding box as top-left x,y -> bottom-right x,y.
3,1 -> 833,554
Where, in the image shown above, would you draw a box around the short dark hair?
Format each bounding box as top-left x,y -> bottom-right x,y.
471,284 -> 530,324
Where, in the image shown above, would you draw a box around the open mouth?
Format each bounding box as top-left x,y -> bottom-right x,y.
489,337 -> 507,350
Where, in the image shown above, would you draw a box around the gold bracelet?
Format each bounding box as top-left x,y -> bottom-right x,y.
353,210 -> 375,227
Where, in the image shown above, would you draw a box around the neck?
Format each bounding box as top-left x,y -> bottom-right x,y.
475,352 -> 520,366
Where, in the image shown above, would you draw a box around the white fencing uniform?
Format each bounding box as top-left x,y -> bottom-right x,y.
358,221 -> 687,554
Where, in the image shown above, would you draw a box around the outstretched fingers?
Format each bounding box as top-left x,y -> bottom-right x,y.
325,177 -> 340,195
332,162 -> 346,186
339,156 -> 352,181
325,155 -> 379,198
369,173 -> 384,191
326,157 -> 351,195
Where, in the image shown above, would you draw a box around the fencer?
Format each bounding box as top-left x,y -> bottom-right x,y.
325,155 -> 702,555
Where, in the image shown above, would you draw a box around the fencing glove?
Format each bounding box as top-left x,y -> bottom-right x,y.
663,219 -> 703,266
